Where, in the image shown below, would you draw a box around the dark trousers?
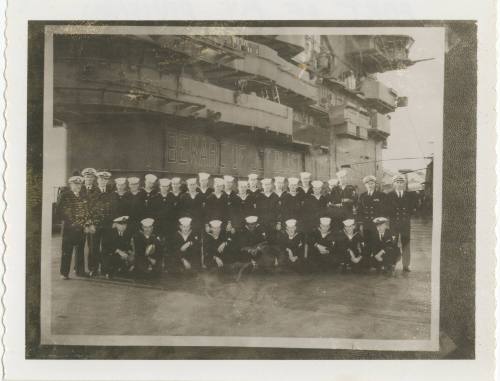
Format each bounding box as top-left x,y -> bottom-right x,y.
393,225 -> 411,268
60,225 -> 85,277
87,227 -> 105,273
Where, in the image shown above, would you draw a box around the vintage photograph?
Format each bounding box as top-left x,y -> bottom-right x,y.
38,25 -> 443,350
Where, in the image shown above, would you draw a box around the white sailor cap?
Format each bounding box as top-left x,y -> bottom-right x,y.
114,177 -> 127,186
96,171 -> 112,179
178,217 -> 192,226
363,175 -> 377,184
245,216 -> 259,224
223,175 -> 234,182
68,176 -> 84,184
274,176 -> 285,183
300,171 -> 311,179
312,180 -> 323,188
328,178 -> 339,187
127,177 -> 140,185
159,178 -> 171,187
319,217 -> 331,226
141,218 -> 155,228
198,172 -> 210,180
113,216 -> 129,224
171,177 -> 181,184
336,169 -> 347,177
393,173 -> 406,183
288,177 -> 299,185
209,219 -> 222,228
144,174 -> 158,183
248,173 -> 259,180
237,180 -> 248,187
343,218 -> 356,227
285,219 -> 297,228
373,217 -> 389,225
213,177 -> 224,186
261,178 -> 272,186
186,178 -> 198,186
81,168 -> 97,177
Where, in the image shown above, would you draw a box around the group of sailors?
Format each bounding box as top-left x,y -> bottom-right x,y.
56,168 -> 417,280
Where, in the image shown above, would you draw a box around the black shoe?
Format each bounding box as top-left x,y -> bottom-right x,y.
403,267 -> 411,273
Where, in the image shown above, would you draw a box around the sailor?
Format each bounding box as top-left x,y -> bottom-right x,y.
298,171 -> 313,196
368,217 -> 401,274
232,215 -> 269,266
170,217 -> 201,272
132,218 -> 162,276
248,173 -> 261,196
59,176 -> 88,279
229,180 -> 256,230
205,177 -> 228,225
302,180 -> 328,233
385,173 -> 417,273
335,218 -> 366,273
326,177 -> 347,230
80,167 -> 98,198
110,177 -> 131,220
357,175 -> 386,240
275,218 -> 306,271
307,216 -> 337,271
165,177 -> 183,232
202,219 -> 232,269
87,170 -> 113,276
281,177 -> 303,229
333,169 -> 357,215
141,173 -> 158,219
254,178 -> 279,240
196,172 -> 214,217
127,177 -> 143,231
223,175 -> 237,212
179,177 -> 204,231
101,216 -> 134,279
150,178 -> 172,238
273,176 -> 287,229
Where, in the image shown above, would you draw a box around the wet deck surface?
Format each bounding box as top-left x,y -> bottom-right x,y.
49,217 -> 433,340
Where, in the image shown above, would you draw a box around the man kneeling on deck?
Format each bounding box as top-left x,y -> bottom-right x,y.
368,217 -> 401,275
233,216 -> 279,276
171,217 -> 201,272
101,216 -> 134,279
202,219 -> 232,270
308,217 -> 338,272
336,218 -> 367,273
132,218 -> 162,277
275,218 -> 307,272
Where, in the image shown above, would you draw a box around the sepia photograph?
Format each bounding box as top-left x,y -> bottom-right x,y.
37,24 -> 444,351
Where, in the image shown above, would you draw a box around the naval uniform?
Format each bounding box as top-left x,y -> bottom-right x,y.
197,186 -> 213,222
302,194 -> 328,233
275,231 -> 306,271
357,190 -> 386,239
170,230 -> 201,270
228,193 -> 256,230
307,228 -> 338,271
128,191 -> 145,231
109,191 -> 131,221
232,225 -> 268,262
385,190 -> 416,269
335,229 -> 367,272
367,228 -> 401,270
87,186 -> 113,275
280,191 -> 304,228
178,191 -> 204,230
58,190 -> 89,277
254,192 -> 280,233
132,230 -> 162,275
139,188 -> 158,220
202,231 -> 232,267
101,226 -> 133,277
205,192 -> 229,224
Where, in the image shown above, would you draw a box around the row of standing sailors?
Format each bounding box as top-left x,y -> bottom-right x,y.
57,169 -> 417,279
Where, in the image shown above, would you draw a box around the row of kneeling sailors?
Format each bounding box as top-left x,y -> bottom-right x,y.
60,213 -> 402,280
